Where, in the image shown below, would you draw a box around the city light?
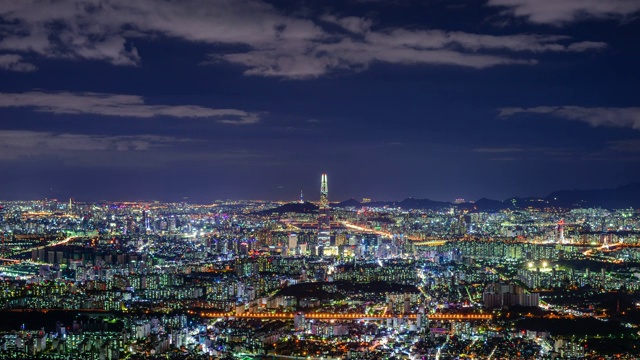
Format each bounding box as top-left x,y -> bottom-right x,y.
0,0 -> 637,357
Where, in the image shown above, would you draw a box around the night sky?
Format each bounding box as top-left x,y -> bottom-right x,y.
1,0 -> 639,202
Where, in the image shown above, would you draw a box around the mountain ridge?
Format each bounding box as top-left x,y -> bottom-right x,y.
264,182 -> 640,213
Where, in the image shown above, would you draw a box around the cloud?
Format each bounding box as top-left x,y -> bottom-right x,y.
608,139 -> 640,152
0,0 -> 607,78
0,91 -> 260,124
0,130 -> 187,160
487,0 -> 640,24
363,30 -> 605,53
321,15 -> 373,34
218,114 -> 260,125
498,106 -> 640,130
0,130 -> 268,167
215,27 -> 607,79
0,54 -> 37,72
0,0 -> 322,67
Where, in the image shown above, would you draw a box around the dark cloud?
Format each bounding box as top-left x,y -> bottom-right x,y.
0,130 -> 187,160
0,91 -> 260,124
213,24 -> 605,79
608,139 -> 640,152
0,54 -> 37,72
0,0 -> 606,79
499,106 -> 640,130
0,130 -> 270,169
487,0 -> 640,25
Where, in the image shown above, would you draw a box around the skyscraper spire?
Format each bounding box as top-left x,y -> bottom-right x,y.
320,173 -> 328,209
318,173 -> 331,250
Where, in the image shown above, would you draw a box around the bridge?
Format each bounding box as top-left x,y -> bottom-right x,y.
6,236 -> 82,260
341,221 -> 448,245
197,312 -> 492,321
2,308 -> 109,313
280,220 -> 448,246
411,240 -> 448,246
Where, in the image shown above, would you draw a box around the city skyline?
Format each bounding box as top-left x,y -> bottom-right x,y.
1,1 -> 639,202
1,188 -> 640,358
1,2 -> 640,355
1,176 -> 639,206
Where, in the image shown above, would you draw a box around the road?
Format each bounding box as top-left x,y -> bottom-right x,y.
3,236 -> 81,261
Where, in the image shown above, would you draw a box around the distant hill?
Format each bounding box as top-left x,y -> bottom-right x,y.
267,182 -> 640,213
397,197 -> 451,209
464,198 -> 505,211
503,183 -> 640,210
544,182 -> 640,208
365,200 -> 396,208
416,183 -> 640,210
332,198 -> 361,208
333,198 -> 450,210
262,201 -> 318,214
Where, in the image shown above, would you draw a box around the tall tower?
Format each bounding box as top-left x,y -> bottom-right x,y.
317,173 -> 331,249
320,174 -> 328,208
143,208 -> 151,232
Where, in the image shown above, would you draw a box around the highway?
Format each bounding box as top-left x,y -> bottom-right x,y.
341,221 -> 447,246
2,236 -> 81,262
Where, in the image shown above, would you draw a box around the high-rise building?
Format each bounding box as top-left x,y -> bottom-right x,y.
143,209 -> 151,232
318,173 -> 331,247
288,233 -> 298,254
294,312 -> 305,331
320,173 -> 328,207
168,216 -> 177,232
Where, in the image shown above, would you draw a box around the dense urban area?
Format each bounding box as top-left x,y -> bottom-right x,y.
1,177 -> 640,359
2,0 -> 639,358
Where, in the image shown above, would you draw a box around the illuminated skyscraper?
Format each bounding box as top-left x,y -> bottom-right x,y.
168,215 -> 177,232
318,173 -> 331,248
320,174 -> 328,208
143,209 -> 151,232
